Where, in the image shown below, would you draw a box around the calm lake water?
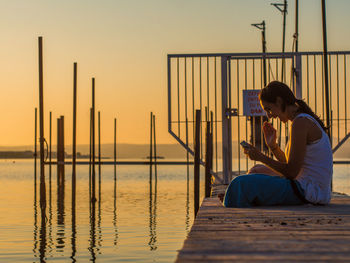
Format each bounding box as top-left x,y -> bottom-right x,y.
0,159 -> 206,262
0,159 -> 349,262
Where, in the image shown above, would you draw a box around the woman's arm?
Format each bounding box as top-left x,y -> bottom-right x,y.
246,118 -> 308,179
262,121 -> 287,163
269,144 -> 287,163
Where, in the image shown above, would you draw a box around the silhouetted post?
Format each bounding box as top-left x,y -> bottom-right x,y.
281,0 -> 287,82
72,62 -> 77,177
153,114 -> 157,177
34,108 -> 37,189
205,120 -> 213,198
149,112 -> 153,182
89,108 -> 92,203
251,21 -> 268,152
98,111 -> 101,173
194,110 -> 201,216
49,111 -> 52,167
149,112 -> 153,166
91,78 -> 96,203
34,108 -> 38,160
89,108 -> 92,182
114,118 -> 117,169
295,0 -> 299,52
186,117 -> 189,179
57,116 -> 65,189
38,36 -> 46,219
321,0 -> 331,140
98,111 -> 101,197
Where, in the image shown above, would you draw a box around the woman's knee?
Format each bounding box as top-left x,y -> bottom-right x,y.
248,164 -> 267,174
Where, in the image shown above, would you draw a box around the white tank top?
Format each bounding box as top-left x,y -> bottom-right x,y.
286,113 -> 333,204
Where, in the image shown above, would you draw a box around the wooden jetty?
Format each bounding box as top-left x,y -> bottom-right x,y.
176,187 -> 350,262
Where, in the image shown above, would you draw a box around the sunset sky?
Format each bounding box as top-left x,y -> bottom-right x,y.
1,0 -> 350,147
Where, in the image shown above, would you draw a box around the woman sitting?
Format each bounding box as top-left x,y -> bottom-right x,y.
223,81 -> 333,207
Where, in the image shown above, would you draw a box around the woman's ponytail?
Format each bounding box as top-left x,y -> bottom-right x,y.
296,99 -> 328,133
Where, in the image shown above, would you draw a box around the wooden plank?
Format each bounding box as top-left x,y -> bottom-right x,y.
176,194 -> 350,262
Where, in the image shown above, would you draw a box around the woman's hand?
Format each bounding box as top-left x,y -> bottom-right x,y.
263,121 -> 277,148
243,144 -> 264,161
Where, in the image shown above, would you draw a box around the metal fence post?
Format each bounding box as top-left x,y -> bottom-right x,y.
205,120 -> 213,198
221,56 -> 230,184
194,110 -> 201,216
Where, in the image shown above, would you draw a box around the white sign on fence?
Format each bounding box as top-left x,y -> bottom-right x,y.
242,90 -> 266,116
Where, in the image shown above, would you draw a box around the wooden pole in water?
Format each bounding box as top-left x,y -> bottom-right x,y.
57,118 -> 61,185
149,112 -> 153,166
89,108 -> 92,181
34,108 -> 37,186
38,36 -> 46,217
114,118 -> 117,173
98,111 -> 101,196
49,111 -> 52,178
72,62 -> 77,177
57,116 -> 65,185
98,111 -> 101,172
91,78 -> 96,202
89,108 -> 92,202
61,115 -> 65,175
35,108 -> 37,159
194,110 -> 201,216
153,114 -> 157,177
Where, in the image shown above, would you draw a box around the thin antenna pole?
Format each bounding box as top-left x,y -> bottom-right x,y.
272,0 -> 288,81
295,0 -> 299,52
282,0 -> 287,81
262,21 -> 267,87
321,0 -> 331,140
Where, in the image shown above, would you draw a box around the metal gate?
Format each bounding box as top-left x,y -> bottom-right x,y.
167,51 -> 350,184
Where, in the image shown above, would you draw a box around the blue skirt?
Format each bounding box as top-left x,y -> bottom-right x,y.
223,174 -> 305,208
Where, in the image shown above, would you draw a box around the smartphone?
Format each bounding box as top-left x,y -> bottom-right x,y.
240,140 -> 251,149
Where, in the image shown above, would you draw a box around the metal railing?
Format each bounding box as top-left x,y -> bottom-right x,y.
168,51 -> 350,184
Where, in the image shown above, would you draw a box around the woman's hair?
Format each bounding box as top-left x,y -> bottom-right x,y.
259,81 -> 328,132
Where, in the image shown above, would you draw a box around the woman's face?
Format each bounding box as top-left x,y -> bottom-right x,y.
260,98 -> 288,122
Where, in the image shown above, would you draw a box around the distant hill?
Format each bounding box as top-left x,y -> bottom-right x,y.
0,144 -> 191,159
1,138 -> 349,159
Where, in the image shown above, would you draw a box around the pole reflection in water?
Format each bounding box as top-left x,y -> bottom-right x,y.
39,208 -> 47,262
71,170 -> 77,262
185,162 -> 190,233
97,172 -> 102,255
113,165 -> 118,246
33,158 -> 48,262
48,166 -> 53,256
89,197 -> 97,262
148,163 -> 158,250
33,158 -> 38,257
56,164 -> 65,253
